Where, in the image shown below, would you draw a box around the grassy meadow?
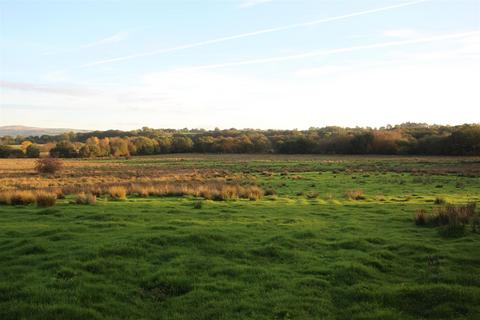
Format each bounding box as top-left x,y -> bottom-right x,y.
1,155 -> 479,319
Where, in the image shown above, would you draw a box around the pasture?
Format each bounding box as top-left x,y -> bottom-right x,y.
0,155 -> 479,319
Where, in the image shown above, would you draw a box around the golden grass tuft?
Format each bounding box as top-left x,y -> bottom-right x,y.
108,186 -> 127,201
35,192 -> 57,207
75,193 -> 97,205
345,189 -> 365,200
0,190 -> 36,206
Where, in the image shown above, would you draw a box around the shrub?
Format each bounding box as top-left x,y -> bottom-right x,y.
35,158 -> 64,174
75,193 -> 97,205
108,186 -> 127,201
345,189 -> 365,200
35,192 -> 57,207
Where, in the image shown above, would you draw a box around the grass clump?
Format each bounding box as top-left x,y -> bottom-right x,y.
108,186 -> 127,201
345,189 -> 365,200
35,192 -> 57,208
75,193 -> 97,205
193,201 -> 202,209
434,196 -> 446,205
0,191 -> 36,206
305,191 -> 320,199
415,209 -> 429,226
415,202 -> 477,237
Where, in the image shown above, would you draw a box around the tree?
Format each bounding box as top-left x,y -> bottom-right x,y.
109,138 -> 130,157
20,140 -> 32,151
26,144 -> 41,158
50,141 -> 78,158
0,145 -> 24,158
132,137 -> 157,155
172,136 -> 193,153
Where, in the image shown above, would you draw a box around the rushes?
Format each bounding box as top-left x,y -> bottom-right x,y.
0,191 -> 36,205
415,202 -> 477,237
108,186 -> 127,201
345,189 -> 365,200
0,190 -> 56,207
126,182 -> 263,201
35,192 -> 57,207
0,181 -> 263,206
75,193 -> 97,205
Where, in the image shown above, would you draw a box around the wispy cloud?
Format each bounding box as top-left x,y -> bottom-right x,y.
183,30 -> 480,70
383,28 -> 418,38
81,31 -> 130,48
239,0 -> 273,8
82,0 -> 430,67
42,31 -> 130,55
0,80 -> 95,96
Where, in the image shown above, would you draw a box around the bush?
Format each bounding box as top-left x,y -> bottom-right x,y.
35,158 -> 64,174
75,193 -> 96,205
108,186 -> 127,201
36,192 -> 57,207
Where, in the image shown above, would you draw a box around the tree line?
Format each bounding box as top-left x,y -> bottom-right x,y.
0,123 -> 479,158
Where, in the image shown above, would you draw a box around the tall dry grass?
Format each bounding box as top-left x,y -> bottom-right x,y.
0,190 -> 37,206
35,192 -> 57,207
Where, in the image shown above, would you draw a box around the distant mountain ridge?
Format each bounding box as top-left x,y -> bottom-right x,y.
0,125 -> 89,137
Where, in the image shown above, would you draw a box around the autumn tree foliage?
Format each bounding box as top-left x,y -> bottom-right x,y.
2,124 -> 479,157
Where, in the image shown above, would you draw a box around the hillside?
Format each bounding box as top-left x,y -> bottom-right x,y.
0,125 -> 88,137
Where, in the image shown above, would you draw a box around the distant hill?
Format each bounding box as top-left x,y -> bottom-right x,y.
0,125 -> 89,137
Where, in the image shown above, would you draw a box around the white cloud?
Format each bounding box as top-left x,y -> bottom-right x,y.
3,54 -> 479,130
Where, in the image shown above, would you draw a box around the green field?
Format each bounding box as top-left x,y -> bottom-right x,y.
1,155 -> 480,319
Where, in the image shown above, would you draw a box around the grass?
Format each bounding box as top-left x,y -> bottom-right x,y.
0,155 -> 479,319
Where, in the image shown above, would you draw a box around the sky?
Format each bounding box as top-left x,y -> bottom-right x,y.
0,0 -> 479,130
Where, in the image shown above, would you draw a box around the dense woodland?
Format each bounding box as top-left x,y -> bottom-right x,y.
0,123 -> 479,158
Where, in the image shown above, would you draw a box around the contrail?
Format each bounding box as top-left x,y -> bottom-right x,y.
183,30 -> 480,70
82,0 -> 430,67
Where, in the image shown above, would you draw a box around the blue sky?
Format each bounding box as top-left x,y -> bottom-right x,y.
0,0 -> 479,130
